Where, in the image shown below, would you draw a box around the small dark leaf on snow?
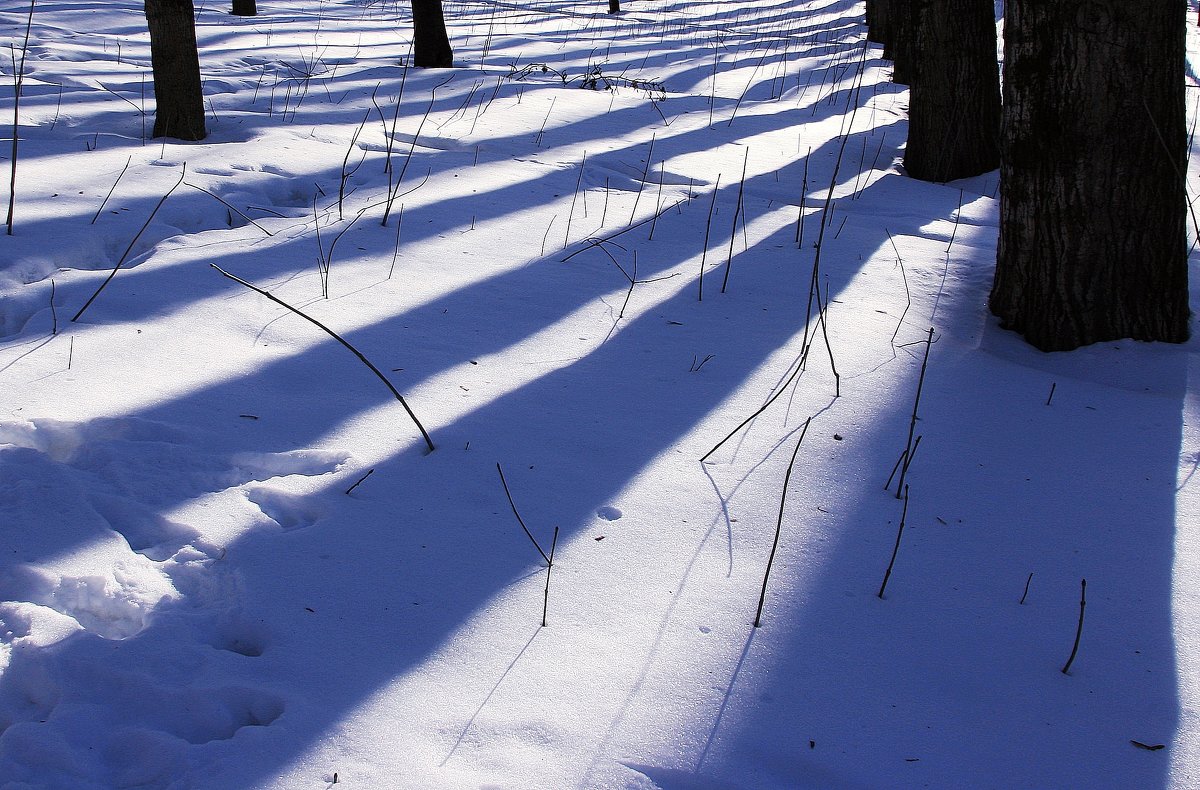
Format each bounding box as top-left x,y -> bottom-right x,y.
833,434 -> 843,441
595,535 -> 605,541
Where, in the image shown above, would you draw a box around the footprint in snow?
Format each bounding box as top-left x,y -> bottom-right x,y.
596,506 -> 623,521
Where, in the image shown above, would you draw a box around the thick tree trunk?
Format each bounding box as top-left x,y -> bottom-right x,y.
990,0 -> 1190,351
412,0 -> 453,68
888,0 -> 917,84
609,0 -> 620,13
865,0 -> 890,46
145,0 -> 206,140
231,0 -> 256,16
903,0 -> 1000,182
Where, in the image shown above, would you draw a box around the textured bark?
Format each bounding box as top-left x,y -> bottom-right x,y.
231,0 -> 256,16
904,0 -> 1000,182
888,0 -> 917,84
412,0 -> 452,68
991,0 -> 1190,351
145,0 -> 206,140
866,0 -> 890,45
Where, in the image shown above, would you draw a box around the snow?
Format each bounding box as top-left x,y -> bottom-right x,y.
1,0 -> 1198,787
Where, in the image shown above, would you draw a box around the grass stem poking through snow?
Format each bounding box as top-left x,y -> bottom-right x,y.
210,263 -> 435,453
564,151 -> 587,249
721,148 -> 749,294
1061,579 -> 1087,674
946,188 -> 964,253
698,174 -> 722,301
629,133 -> 656,224
754,417 -> 810,627
388,204 -> 404,278
73,164 -> 186,322
1046,382 -> 1057,406
496,463 -> 558,626
49,278 -> 57,334
345,468 -> 374,495
6,0 -> 35,236
877,484 -> 909,599
382,76 -> 450,226
338,109 -> 370,220
92,155 -> 132,225
184,182 -> 273,235
1019,572 -> 1034,605
895,327 -> 934,497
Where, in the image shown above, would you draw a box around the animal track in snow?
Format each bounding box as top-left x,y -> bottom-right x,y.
596,506 -> 623,521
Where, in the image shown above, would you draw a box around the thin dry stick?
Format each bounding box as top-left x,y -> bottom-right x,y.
338,109 -> 371,220
877,485 -> 910,599
211,263 -> 435,453
884,434 -> 920,491
496,462 -> 552,565
885,229 -> 912,350
345,468 -> 375,494
388,203 -> 405,278
184,182 -> 273,235
383,76 -> 451,226
946,188 -> 964,253
1019,572 -> 1034,605
542,526 -> 559,627
560,198 -> 685,262
647,160 -> 666,240
721,148 -> 749,294
92,156 -> 132,224
792,148 -> 811,244
698,175 -> 722,301
73,164 -> 187,322
754,417 -> 811,627
895,328 -> 934,497
1061,579 -> 1086,674
563,151 -> 587,249
6,0 -> 35,236
628,133 -> 656,224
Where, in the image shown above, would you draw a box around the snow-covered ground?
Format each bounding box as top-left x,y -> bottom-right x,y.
2,1 -> 1199,787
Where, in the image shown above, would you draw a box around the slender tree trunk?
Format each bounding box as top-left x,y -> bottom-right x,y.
412,0 -> 453,68
145,0 -> 206,140
990,0 -> 1190,351
609,0 -> 620,13
231,0 -> 256,16
904,0 -> 1000,182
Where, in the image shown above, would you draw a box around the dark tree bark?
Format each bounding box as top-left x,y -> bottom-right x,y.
903,0 -> 1000,182
887,0 -> 917,84
609,0 -> 620,13
865,0 -> 890,46
412,0 -> 452,68
231,0 -> 256,16
145,0 -> 206,140
990,0 -> 1190,351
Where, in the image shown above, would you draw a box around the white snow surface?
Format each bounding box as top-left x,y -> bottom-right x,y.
1,1 -> 1199,788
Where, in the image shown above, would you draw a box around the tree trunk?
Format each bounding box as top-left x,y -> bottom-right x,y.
903,0 -> 1000,182
231,0 -> 256,16
609,0 -> 620,13
145,0 -> 206,140
865,0 -> 890,46
412,0 -> 453,68
990,0 -> 1190,351
888,0 -> 917,84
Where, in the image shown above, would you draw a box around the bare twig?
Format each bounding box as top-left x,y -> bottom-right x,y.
754,417 -> 811,627
73,164 -> 187,322
210,264 -> 435,453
